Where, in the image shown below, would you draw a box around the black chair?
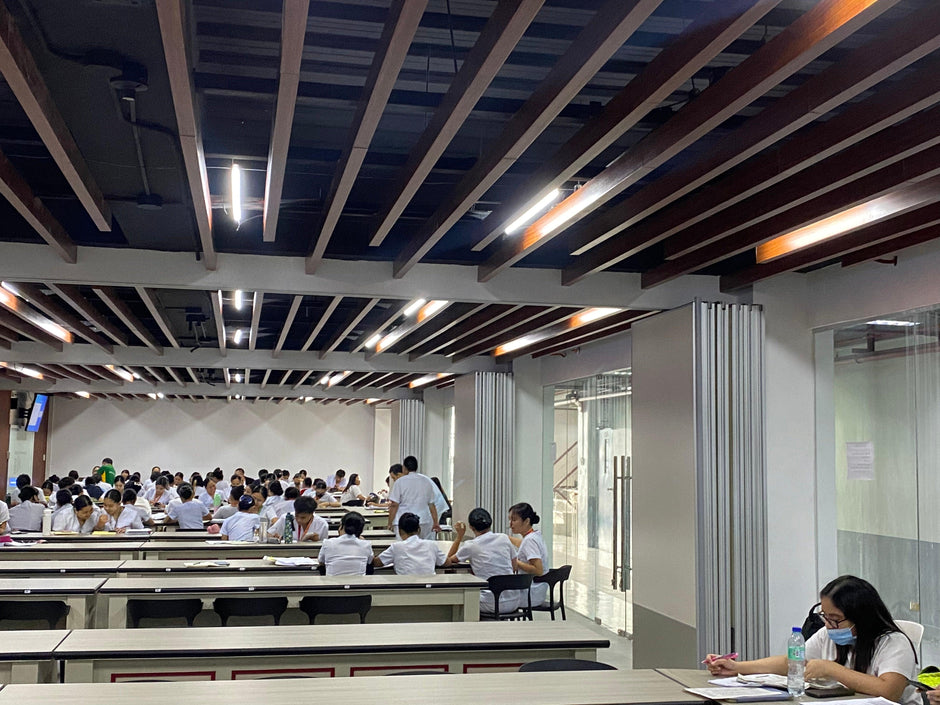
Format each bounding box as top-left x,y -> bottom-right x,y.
480,574 -> 533,621
213,597 -> 288,626
299,595 -> 372,624
532,565 -> 572,621
518,659 -> 617,673
0,600 -> 69,629
316,562 -> 374,576
127,598 -> 203,628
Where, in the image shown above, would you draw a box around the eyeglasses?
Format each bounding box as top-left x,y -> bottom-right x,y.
814,607 -> 850,628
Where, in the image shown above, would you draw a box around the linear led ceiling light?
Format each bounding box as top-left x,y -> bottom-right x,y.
409,373 -> 451,388
234,289 -> 244,311
233,328 -> 244,345
231,164 -> 242,223
328,371 -> 351,387
402,298 -> 427,317
867,319 -> 919,327
105,364 -> 135,382
0,362 -> 43,379
75,391 -> 90,399
494,307 -> 621,357
505,189 -> 560,234
318,373 -> 332,386
0,283 -> 73,342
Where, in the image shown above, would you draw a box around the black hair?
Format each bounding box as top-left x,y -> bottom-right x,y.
174,472 -> 184,479
41,480 -> 54,492
73,495 -> 94,511
346,473 -> 359,488
150,469 -> 161,480
84,476 -> 97,486
398,512 -> 420,535
55,489 -> 74,507
431,477 -> 451,510
125,482 -> 142,494
268,480 -> 283,496
294,496 -> 316,515
303,477 -> 313,488
102,457 -> 113,465
16,473 -> 30,488
103,489 -> 122,503
509,502 -> 540,526
285,486 -> 300,500
335,469 -> 346,478
258,469 -> 269,480
314,479 -> 328,491
212,468 -> 224,480
229,485 -> 245,501
820,575 -> 915,673
231,474 -> 241,483
468,507 -> 493,531
58,476 -> 74,489
18,486 -> 39,502
131,473 -> 141,482
341,511 -> 365,537
251,483 -> 268,499
155,476 -> 170,488
48,474 -> 60,484
68,470 -> 80,479
69,485 -> 83,496
403,456 -> 418,473
121,489 -> 138,504
178,484 -> 194,501
389,463 -> 403,477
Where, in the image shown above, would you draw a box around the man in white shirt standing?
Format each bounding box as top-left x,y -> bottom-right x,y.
387,456 -> 440,540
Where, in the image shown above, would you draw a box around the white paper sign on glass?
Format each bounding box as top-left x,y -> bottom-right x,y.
846,441 -> 875,481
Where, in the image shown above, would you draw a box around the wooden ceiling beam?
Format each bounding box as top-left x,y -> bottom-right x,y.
0,1 -> 111,231
0,308 -> 63,351
156,0 -> 218,270
259,369 -> 272,389
305,0 -> 428,272
433,305 -> 547,358
278,370 -> 293,386
841,222 -> 940,268
410,304 -> 520,358
533,320 -> 642,359
1,283 -> 112,353
391,0 -> 664,278
164,367 -> 185,386
351,301 -> 408,354
135,287 -> 180,349
396,303 -> 488,354
262,0 -> 310,242
369,301 -> 450,356
300,296 -> 342,352
450,308 -> 578,362
93,287 -> 164,354
48,283 -> 129,346
272,295 -> 304,358
143,366 -> 168,384
475,0 -> 781,274
210,290 -> 227,356
45,364 -> 95,383
291,370 -> 314,390
0,322 -> 18,344
319,298 -> 380,358
248,292 -> 263,351
369,0 -> 544,247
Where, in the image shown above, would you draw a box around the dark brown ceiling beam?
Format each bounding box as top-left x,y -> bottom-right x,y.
278,370 -> 294,387
410,304 -> 521,359
841,222 -> 940,268
355,372 -> 392,390
319,298 -> 380,358
305,0 -> 428,272
0,367 -> 21,382
352,301 -> 408,354
660,105 -> 940,262
291,370 -> 314,390
48,283 -> 129,346
432,305 -> 546,358
0,1 -> 111,231
3,283 -> 112,353
397,303 -> 488,354
164,367 -> 185,386
143,366 -> 168,384
377,373 -> 414,390
272,295 -> 304,357
720,205 -> 940,291
262,0 -> 310,242
450,309 -> 577,362
156,0 -> 217,270
533,320 -> 642,359
369,0 -> 544,247
391,0 -> 664,278
210,290 -> 227,356
300,296 -> 343,352
522,0 -> 908,280
0,338 -> 10,350
0,308 -> 63,351
30,364 -> 63,379
93,287 -> 164,354
45,364 -> 95,383
0,322 -> 18,343
562,8 -> 938,285
135,287 -> 179,349
248,292 -> 263,351
371,301 -> 451,356
474,0 -> 781,273
84,365 -> 121,384
642,159 -> 940,288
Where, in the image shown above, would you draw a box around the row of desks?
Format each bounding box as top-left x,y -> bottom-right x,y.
0,621 -> 608,683
0,572 -> 485,628
0,668 -> 794,704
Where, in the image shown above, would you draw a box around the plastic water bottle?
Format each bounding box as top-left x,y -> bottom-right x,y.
788,627 -> 805,697
41,508 -> 53,536
283,513 -> 295,544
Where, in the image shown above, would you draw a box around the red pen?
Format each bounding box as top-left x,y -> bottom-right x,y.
702,652 -> 739,664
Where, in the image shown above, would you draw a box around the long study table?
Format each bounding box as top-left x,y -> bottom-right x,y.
0,630 -> 68,684
0,579 -> 104,629
56,621 -> 606,681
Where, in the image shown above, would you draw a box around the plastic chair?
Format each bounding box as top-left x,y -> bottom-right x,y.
480,574 -> 533,621
896,620 -> 925,650
0,600 -> 69,629
127,598 -> 203,628
532,565 -> 572,621
518,659 -> 617,672
299,595 -> 372,624
213,597 -> 288,626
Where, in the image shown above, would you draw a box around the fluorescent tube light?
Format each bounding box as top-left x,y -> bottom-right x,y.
233,328 -> 244,345
403,298 -> 426,317
505,189 -> 560,234
231,164 -> 242,223
867,320 -> 919,327
234,290 -> 244,311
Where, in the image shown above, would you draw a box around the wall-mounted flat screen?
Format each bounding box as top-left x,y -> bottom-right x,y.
26,394 -> 48,432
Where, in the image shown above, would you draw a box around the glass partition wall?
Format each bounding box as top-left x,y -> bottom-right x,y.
819,307 -> 940,666
547,370 -> 632,636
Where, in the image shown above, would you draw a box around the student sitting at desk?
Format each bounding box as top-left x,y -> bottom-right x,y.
212,485 -> 244,521
145,477 -> 177,509
340,474 -> 367,506
508,502 -> 551,607
198,476 -> 224,512
707,575 -> 919,705
52,494 -> 108,533
445,507 -> 519,614
312,479 -> 340,508
101,489 -> 144,532
374,512 -> 446,575
318,512 -> 372,576
166,484 -> 212,529
269,496 -> 328,542
0,499 -> 8,536
8,487 -> 45,531
274,486 -> 300,518
220,495 -> 261,541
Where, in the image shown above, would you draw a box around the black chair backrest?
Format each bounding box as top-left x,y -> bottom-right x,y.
535,564 -> 572,586
0,600 -> 69,629
487,573 -> 533,595
127,598 -> 203,628
299,595 -> 372,624
519,659 -> 617,673
212,597 -> 289,626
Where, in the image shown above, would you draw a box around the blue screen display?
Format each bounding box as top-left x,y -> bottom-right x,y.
26,394 -> 48,432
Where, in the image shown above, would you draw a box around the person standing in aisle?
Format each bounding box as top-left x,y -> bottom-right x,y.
387,456 -> 439,540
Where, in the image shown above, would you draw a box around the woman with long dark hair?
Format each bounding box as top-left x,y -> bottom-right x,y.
707,575 -> 918,704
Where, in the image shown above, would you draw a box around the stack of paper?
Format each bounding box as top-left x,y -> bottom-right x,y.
685,687 -> 791,702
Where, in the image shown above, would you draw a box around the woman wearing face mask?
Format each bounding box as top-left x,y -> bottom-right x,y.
707,575 -> 918,704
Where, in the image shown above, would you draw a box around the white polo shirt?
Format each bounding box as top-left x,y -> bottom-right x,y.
378,534 -> 446,575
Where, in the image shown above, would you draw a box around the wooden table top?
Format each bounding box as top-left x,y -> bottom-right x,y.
117,559 -> 321,573
0,670 -> 701,705
99,573 -> 485,593
0,560 -> 125,574
0,541 -> 146,553
54,621 -> 608,658
0,630 -> 70,660
0,578 -> 106,594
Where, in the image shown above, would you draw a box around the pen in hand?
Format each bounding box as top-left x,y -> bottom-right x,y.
702,652 -> 739,665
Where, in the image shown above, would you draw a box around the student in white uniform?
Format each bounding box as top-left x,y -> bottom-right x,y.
0,499 -> 8,536
312,479 -> 340,508
220,495 -> 261,541
8,487 -> 45,531
212,485 -> 244,521
124,483 -> 154,525
339,473 -> 367,506
102,489 -> 145,532
211,469 -> 229,501
374,512 -> 445,575
387,456 -> 439,540
262,479 -> 285,514
269,496 -> 329,542
318,512 -> 373,576
326,469 -> 348,492
250,484 -> 279,522
10,474 -> 41,507
145,477 -> 177,508
508,501 -> 551,606
167,484 -> 212,529
52,495 -> 107,534
198,477 -> 224,512
273,486 -> 299,518
708,575 -> 919,705
445,507 -> 518,614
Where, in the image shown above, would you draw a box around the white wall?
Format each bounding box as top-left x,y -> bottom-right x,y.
48,399 -> 378,490
372,406 -> 392,489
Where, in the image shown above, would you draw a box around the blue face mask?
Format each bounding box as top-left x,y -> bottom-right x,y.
828,627 -> 856,646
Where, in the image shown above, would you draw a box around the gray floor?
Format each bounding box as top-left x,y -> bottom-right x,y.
531,607 -> 634,670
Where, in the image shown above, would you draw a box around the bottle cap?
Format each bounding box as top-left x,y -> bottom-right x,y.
793,627 -> 802,632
